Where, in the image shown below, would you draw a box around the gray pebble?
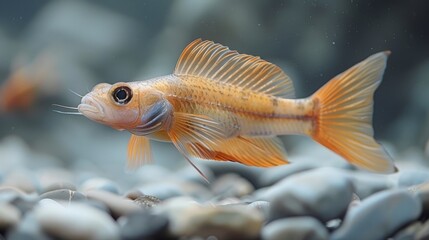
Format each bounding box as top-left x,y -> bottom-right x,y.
10,195 -> 37,214
160,198 -> 263,240
2,170 -> 39,194
0,186 -> 37,213
119,211 -> 169,240
136,182 -> 184,200
326,219 -> 342,231
264,168 -> 354,222
331,190 -> 422,240
392,221 -> 422,240
7,231 -> 51,240
262,217 -> 328,240
211,173 -> 254,198
85,190 -> 141,219
36,169 -> 74,193
136,180 -> 211,201
416,220 -> 429,240
81,177 -> 120,194
247,201 -> 270,222
40,182 -> 76,194
399,170 -> 429,187
411,182 -> 429,216
203,161 -> 264,187
39,189 -> 86,202
84,199 -> 111,214
0,202 -> 21,230
349,172 -> 394,198
6,212 -> 49,240
257,162 -> 318,188
34,201 -> 120,240
0,186 -> 27,203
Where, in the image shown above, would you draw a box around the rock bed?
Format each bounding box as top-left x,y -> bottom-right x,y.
1,159 -> 429,240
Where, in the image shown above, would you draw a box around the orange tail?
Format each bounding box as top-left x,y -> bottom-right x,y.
310,52 -> 397,173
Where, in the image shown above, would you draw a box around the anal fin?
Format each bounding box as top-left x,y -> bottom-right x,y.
190,136 -> 289,167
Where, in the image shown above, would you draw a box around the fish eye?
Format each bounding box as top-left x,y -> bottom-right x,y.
112,86 -> 132,105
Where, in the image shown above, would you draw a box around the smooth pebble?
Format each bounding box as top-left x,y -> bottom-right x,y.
0,202 -> 21,230
160,198 -> 262,240
136,180 -> 212,201
119,211 -> 169,240
2,170 -> 39,194
398,170 -> 429,187
415,181 -> 429,215
247,201 -> 271,222
81,177 -> 120,194
85,190 -> 141,218
264,168 -> 354,222
39,189 -> 86,202
349,172 -> 394,198
331,189 -> 422,240
392,221 -> 422,240
416,220 -> 429,240
40,182 -> 76,194
6,212 -> 48,240
257,162 -> 318,188
34,201 -> 120,240
0,186 -> 27,203
203,161 -> 263,187
211,173 -> 254,198
262,216 -> 328,240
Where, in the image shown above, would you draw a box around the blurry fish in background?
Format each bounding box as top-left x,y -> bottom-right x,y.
59,39 -> 397,178
0,51 -> 58,113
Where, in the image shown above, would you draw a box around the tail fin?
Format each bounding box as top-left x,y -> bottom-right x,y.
311,52 -> 397,173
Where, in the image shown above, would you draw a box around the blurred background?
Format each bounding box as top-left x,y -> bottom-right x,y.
0,0 -> 428,187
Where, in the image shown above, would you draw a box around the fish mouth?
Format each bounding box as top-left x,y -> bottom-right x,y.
78,96 -> 105,121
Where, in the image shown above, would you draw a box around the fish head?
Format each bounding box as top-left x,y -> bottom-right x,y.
78,82 -> 142,130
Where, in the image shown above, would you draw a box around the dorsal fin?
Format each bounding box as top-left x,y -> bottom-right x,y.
174,39 -> 295,98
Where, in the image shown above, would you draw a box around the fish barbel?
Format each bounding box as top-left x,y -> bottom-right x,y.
76,39 -> 397,175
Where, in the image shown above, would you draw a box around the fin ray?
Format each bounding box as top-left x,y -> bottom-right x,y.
127,135 -> 152,169
167,112 -> 226,182
190,136 -> 289,167
311,51 -> 396,173
174,39 -> 295,98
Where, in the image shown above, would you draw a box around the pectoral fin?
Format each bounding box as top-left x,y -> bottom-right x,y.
127,134 -> 152,169
167,112 -> 226,181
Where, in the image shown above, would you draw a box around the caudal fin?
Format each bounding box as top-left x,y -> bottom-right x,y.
311,52 -> 397,173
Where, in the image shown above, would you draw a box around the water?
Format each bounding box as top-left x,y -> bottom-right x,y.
0,1 -> 428,239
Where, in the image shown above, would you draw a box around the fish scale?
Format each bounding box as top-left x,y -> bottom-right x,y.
157,75 -> 314,137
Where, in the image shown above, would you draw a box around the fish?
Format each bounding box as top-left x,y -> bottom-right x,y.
0,52 -> 57,113
73,39 -> 397,176
0,67 -> 38,112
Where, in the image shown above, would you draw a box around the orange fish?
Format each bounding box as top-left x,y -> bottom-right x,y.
75,39 -> 397,175
0,67 -> 39,112
0,52 -> 57,113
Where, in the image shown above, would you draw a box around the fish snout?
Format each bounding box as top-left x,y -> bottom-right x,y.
78,95 -> 104,120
